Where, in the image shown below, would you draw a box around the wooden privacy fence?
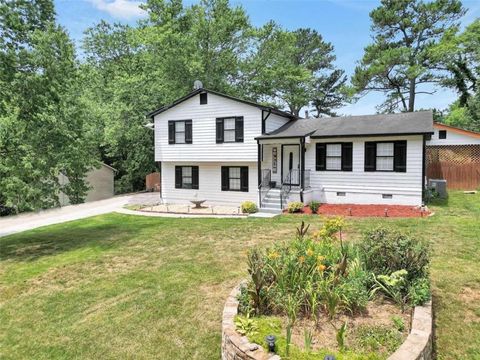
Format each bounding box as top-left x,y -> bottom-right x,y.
426,145 -> 480,190
146,172 -> 161,192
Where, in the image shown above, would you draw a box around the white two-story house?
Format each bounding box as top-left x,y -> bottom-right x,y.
148,87 -> 434,212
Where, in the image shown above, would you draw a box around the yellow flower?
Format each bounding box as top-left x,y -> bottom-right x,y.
317,255 -> 325,263
306,248 -> 314,257
268,251 -> 279,260
298,256 -> 305,264
317,264 -> 326,272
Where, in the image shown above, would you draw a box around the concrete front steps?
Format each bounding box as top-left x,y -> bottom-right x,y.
260,189 -> 286,214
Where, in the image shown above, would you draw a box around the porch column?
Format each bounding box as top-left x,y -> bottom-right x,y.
300,137 -> 305,190
257,140 -> 262,187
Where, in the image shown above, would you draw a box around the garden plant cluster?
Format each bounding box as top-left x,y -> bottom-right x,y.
236,218 -> 431,359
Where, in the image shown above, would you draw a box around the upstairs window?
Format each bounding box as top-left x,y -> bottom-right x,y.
316,143 -> 353,171
221,166 -> 248,192
216,117 -> 244,143
168,120 -> 192,144
439,130 -> 447,139
175,166 -> 199,189
365,141 -> 407,172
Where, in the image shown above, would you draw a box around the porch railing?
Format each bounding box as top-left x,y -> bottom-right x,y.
280,169 -> 311,209
258,169 -> 271,208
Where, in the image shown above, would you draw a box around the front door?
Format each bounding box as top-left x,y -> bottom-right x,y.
282,145 -> 300,185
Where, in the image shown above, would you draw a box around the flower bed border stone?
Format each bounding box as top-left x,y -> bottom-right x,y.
221,282 -> 433,360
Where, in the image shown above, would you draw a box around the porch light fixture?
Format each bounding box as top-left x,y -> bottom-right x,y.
265,335 -> 276,353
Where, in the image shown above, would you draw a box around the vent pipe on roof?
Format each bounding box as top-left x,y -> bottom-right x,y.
193,80 -> 203,90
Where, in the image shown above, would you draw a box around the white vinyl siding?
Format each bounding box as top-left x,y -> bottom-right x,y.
306,135 -> 424,205
162,162 -> 257,205
428,126 -> 480,145
265,113 -> 290,133
155,93 -> 267,162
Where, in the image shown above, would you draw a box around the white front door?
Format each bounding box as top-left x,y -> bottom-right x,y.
282,145 -> 300,185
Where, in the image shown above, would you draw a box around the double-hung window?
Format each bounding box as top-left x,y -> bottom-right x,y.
221,166 -> 248,192
376,142 -> 394,171
216,117 -> 244,143
168,120 -> 192,144
365,141 -> 407,172
316,143 -> 353,171
175,166 -> 199,189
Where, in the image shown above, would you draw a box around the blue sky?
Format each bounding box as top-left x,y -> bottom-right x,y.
55,0 -> 480,115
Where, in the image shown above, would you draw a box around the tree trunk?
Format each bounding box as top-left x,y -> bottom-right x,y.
408,78 -> 416,112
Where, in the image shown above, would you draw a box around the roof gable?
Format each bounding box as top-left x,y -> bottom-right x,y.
434,122 -> 480,139
147,88 -> 297,120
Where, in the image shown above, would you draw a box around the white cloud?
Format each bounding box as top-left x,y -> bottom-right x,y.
88,0 -> 146,20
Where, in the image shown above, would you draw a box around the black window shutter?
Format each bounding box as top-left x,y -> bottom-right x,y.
341,143 -> 353,171
364,142 -> 376,172
221,167 -> 229,190
168,121 -> 175,144
216,119 -> 224,143
175,166 -> 182,188
240,167 -> 249,192
235,117 -> 244,142
185,120 -> 192,144
394,141 -> 407,172
316,143 -> 326,171
192,166 -> 199,189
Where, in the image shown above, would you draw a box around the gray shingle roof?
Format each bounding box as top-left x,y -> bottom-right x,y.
256,111 -> 434,139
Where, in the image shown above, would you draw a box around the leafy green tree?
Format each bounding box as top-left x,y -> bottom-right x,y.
244,24 -> 347,116
353,0 -> 465,113
0,0 -> 97,212
433,19 -> 480,106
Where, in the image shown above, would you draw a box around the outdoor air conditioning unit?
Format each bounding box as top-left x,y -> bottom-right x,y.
427,179 -> 447,199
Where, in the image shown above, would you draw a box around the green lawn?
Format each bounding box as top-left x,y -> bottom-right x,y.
1,192 -> 479,359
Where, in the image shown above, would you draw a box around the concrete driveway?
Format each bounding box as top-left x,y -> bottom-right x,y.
0,193 -> 161,238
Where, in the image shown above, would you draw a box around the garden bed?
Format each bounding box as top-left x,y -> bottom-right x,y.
284,204 -> 431,218
224,219 -> 432,360
129,203 -> 246,216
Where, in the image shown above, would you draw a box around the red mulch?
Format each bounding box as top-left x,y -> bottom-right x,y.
285,204 -> 430,218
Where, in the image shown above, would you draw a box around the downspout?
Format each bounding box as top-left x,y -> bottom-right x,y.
422,135 -> 426,203
257,140 -> 262,208
300,137 -> 305,203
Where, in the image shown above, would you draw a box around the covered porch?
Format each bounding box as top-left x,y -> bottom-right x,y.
256,137 -> 312,211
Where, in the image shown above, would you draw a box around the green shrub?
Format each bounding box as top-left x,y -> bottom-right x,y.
241,201 -> 258,214
408,277 -> 431,306
309,200 -> 320,213
360,227 -> 429,283
287,201 -> 304,213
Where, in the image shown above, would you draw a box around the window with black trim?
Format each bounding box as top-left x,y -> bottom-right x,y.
216,117 -> 244,143
364,141 -> 407,172
439,130 -> 447,139
168,120 -> 192,144
221,166 -> 248,192
175,166 -> 199,189
316,143 -> 352,171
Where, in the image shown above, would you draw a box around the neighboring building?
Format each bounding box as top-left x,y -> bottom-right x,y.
149,88 -> 433,212
59,163 -> 116,206
426,123 -> 480,190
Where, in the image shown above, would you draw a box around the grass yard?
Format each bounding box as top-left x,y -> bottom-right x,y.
0,192 -> 479,359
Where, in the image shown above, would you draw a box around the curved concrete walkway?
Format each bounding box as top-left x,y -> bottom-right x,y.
0,193 -> 161,238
